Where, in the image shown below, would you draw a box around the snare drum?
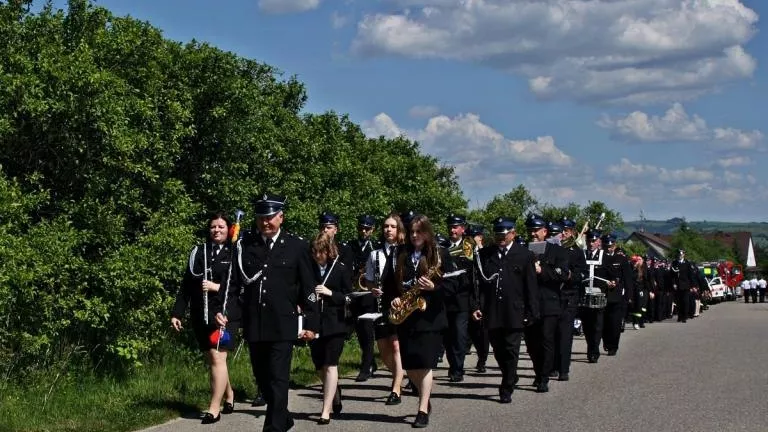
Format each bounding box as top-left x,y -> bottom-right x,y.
579,292 -> 607,309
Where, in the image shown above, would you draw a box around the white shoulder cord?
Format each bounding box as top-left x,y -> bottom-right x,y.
188,245 -> 202,277
237,238 -> 264,285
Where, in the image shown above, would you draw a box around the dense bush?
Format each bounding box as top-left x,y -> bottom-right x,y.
0,0 -> 464,377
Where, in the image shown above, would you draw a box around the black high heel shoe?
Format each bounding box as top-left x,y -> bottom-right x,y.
317,417 -> 331,425
332,387 -> 343,415
201,412 -> 221,424
222,401 -> 235,414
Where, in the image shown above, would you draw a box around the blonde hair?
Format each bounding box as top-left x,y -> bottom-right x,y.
311,232 -> 338,260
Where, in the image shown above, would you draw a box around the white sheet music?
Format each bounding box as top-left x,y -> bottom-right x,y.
358,312 -> 383,321
528,241 -> 547,256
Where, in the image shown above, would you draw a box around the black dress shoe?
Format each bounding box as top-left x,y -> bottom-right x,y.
588,354 -> 599,363
317,417 -> 331,425
607,350 -> 617,356
332,387 -> 343,414
286,417 -> 295,431
476,363 -> 487,373
548,370 -> 559,378
413,411 -> 429,428
499,388 -> 512,404
385,392 -> 402,405
448,374 -> 464,382
252,393 -> 266,407
355,371 -> 371,382
201,412 -> 221,424
222,401 -> 235,414
558,373 -> 570,381
532,377 -> 541,387
536,381 -> 549,393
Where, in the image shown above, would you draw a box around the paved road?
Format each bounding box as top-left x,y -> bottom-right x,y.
141,302 -> 768,432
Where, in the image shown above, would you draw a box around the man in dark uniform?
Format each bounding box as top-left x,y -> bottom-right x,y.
472,217 -> 539,403
524,215 -> 570,393
466,224 -> 489,373
580,230 -> 611,363
601,235 -> 633,355
443,214 -> 474,382
217,194 -> 318,432
552,218 -> 586,381
671,249 -> 694,323
349,214 -> 381,382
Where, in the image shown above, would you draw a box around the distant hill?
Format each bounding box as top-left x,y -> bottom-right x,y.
620,219 -> 768,247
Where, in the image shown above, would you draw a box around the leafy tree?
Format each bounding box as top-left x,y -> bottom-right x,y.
0,0 -> 465,376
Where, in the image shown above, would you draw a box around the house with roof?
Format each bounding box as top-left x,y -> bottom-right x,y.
624,231 -> 673,259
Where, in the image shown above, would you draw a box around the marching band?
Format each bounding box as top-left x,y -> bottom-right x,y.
173,194 -> 710,430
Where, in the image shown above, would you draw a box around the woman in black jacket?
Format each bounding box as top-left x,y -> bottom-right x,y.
385,214 -> 456,428
171,212 -> 241,424
309,232 -> 353,425
630,256 -> 651,329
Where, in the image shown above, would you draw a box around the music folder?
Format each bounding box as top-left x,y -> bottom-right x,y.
528,241 -> 547,256
358,312 -> 383,321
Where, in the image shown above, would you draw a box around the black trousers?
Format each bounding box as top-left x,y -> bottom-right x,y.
468,316 -> 489,366
580,307 -> 604,358
744,290 -> 751,303
249,341 -> 294,432
443,310 -> 469,377
489,328 -> 523,392
759,288 -> 766,303
676,290 -> 690,321
524,315 -> 558,380
554,300 -> 578,374
750,289 -> 758,303
602,301 -> 624,352
354,318 -> 376,374
652,293 -> 665,321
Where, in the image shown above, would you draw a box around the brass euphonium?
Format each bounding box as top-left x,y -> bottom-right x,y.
388,253 -> 442,325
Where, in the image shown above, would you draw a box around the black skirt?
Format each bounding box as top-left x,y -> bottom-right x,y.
374,322 -> 397,340
193,321 -> 239,352
397,330 -> 442,370
310,334 -> 346,369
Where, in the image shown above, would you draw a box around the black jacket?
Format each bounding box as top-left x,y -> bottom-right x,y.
383,247 -> 456,333
671,259 -> 695,291
172,242 -> 240,326
312,257 -> 353,337
444,240 -> 474,312
234,231 -> 319,342
604,252 -> 634,304
349,237 -> 381,313
475,243 -> 539,330
534,242 -> 571,316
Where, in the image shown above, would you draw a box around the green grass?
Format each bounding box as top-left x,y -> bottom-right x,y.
0,338 -> 363,432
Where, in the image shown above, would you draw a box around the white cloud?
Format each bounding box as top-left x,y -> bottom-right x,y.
259,0 -> 320,14
352,0 -> 759,104
331,11 -> 349,29
607,158 -> 714,184
408,105 -> 440,118
598,103 -> 764,149
715,156 -> 751,168
362,112 -> 573,205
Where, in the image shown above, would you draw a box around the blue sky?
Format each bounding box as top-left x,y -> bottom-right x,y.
75,0 -> 766,222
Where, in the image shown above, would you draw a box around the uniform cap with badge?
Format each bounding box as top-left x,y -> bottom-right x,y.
319,211 -> 340,227
493,217 -> 516,235
254,193 -> 286,217
445,213 -> 466,227
357,214 -> 376,228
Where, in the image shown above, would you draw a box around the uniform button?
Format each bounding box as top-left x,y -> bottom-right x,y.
263,264 -> 268,268
262,303 -> 266,307
263,277 -> 267,280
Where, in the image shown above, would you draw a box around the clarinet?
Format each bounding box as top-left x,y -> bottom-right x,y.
374,250 -> 382,315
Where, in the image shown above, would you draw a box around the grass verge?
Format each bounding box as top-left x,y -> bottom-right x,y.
0,337 -> 363,432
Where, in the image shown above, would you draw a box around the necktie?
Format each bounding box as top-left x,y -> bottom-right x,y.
265,238 -> 273,250
499,247 -> 506,259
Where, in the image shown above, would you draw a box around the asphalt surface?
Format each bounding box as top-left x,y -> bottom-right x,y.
140,301 -> 768,432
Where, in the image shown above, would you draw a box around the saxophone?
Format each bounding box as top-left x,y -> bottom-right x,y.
388,254 -> 442,325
